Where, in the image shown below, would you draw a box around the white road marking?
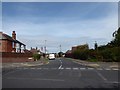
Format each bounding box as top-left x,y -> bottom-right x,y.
16,67 -> 119,71
87,68 -> 94,70
65,68 -> 71,70
95,70 -> 107,81
112,68 -> 119,70
58,65 -> 62,69
73,68 -> 79,70
80,68 -> 86,70
60,68 -> 64,70
58,60 -> 63,69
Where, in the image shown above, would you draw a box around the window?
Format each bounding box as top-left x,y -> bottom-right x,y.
12,42 -> 15,48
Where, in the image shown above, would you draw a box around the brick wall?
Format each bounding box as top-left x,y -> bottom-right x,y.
2,52 -> 32,58
0,40 -> 12,52
1,52 -> 34,63
2,57 -> 34,63
7,40 -> 13,52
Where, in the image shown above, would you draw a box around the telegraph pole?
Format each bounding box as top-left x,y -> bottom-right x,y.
60,44 -> 61,52
45,40 -> 47,54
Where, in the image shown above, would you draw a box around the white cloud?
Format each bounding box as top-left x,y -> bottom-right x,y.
2,3 -> 118,53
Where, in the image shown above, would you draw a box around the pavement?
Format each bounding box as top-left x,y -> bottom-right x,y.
2,58 -> 49,74
66,58 -> 119,69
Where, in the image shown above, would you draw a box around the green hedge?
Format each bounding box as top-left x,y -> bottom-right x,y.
33,54 -> 41,61
99,47 -> 120,62
72,49 -> 89,60
71,47 -> 120,62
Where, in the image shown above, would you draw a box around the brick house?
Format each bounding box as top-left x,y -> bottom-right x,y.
30,47 -> 41,54
72,44 -> 89,52
0,31 -> 26,53
65,50 -> 73,58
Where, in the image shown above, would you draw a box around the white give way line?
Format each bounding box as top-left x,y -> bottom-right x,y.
20,67 -> 118,70
58,60 -> 62,69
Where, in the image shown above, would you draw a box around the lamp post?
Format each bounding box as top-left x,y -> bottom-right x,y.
60,44 -> 61,52
45,40 -> 47,54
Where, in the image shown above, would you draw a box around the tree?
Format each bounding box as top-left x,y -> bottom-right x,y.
94,41 -> 98,50
58,52 -> 63,57
111,27 -> 120,46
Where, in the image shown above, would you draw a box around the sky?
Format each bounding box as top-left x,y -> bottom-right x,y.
2,2 -> 118,53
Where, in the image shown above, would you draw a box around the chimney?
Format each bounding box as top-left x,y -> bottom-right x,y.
12,31 -> 16,40
12,31 -> 16,52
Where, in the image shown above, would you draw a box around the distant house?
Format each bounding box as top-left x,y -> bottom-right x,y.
66,50 -> 72,54
72,44 -> 89,52
65,50 -> 72,58
65,44 -> 89,58
30,47 -> 41,54
0,31 -> 26,53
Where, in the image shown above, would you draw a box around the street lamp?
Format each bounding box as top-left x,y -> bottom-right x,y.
60,44 -> 61,52
45,40 -> 47,54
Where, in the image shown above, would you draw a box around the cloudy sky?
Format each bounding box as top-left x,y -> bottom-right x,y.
2,2 -> 118,53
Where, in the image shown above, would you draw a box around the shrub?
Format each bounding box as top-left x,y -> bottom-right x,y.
33,54 -> 41,61
88,49 -> 97,59
100,49 -> 112,59
98,47 -> 120,62
72,49 -> 89,60
111,47 -> 120,62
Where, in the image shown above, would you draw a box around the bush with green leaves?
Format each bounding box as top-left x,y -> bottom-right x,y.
33,54 -> 41,61
98,47 -> 120,62
110,47 -> 120,62
88,49 -> 97,59
72,49 -> 89,60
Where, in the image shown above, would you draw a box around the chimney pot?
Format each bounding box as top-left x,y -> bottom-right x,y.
12,31 -> 16,40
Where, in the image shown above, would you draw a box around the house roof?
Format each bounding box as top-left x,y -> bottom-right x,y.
30,48 -> 40,53
0,32 -> 25,45
66,50 -> 72,54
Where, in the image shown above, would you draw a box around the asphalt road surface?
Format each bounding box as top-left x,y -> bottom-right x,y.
2,58 -> 119,88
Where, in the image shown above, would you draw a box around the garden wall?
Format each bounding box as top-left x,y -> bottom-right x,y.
1,52 -> 34,63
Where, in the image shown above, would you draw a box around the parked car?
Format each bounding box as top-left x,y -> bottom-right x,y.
48,54 -> 55,60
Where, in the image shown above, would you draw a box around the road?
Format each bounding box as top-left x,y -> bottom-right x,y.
2,58 -> 119,88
